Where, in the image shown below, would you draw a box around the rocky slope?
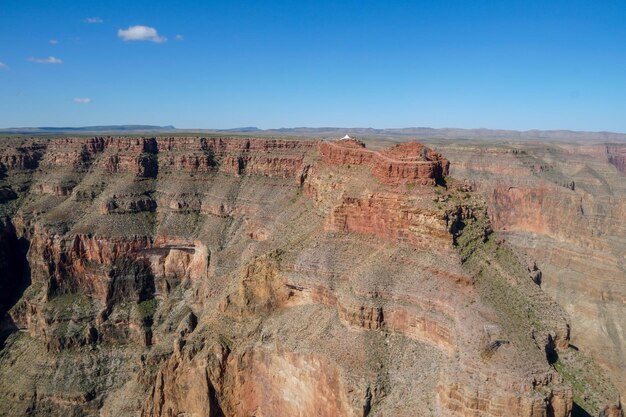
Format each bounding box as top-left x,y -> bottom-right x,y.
0,136 -> 621,417
429,140 -> 626,407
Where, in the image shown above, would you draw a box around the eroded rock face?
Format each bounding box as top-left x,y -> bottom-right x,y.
434,140 -> 626,410
327,194 -> 453,250
319,139 -> 449,185
607,144 -> 626,174
0,136 -> 621,417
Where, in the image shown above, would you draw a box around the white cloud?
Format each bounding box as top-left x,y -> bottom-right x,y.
118,25 -> 166,43
49,39 -> 59,45
175,34 -> 184,41
85,17 -> 103,24
28,56 -> 63,64
73,97 -> 92,104
0,62 -> 7,70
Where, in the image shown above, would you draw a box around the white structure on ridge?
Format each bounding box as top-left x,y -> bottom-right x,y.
341,134 -> 352,140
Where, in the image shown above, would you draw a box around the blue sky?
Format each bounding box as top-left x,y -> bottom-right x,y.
1,0 -> 625,131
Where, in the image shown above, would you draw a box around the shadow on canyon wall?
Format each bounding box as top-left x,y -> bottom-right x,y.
572,402 -> 593,417
0,218 -> 31,350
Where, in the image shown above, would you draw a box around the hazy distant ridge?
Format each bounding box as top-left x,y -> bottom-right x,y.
2,125 -> 625,142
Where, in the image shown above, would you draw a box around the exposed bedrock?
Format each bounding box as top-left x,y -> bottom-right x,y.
0,136 -> 622,417
142,342 -> 357,417
319,139 -> 449,185
438,140 -> 626,407
607,144 -> 626,174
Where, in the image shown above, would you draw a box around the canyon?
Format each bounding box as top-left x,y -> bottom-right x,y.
0,135 -> 623,417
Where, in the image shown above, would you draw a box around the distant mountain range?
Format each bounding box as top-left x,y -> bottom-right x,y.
0,125 -> 177,135
1,125 -> 625,142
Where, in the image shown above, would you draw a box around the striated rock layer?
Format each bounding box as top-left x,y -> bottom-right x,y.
0,136 -> 621,417
429,139 -> 626,413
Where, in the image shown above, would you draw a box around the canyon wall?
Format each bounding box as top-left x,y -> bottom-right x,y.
432,139 -> 626,405
0,136 -> 621,417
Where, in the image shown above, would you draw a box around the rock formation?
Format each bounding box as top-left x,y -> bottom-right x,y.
0,136 -> 621,416
607,144 -> 626,174
432,139 -> 626,411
